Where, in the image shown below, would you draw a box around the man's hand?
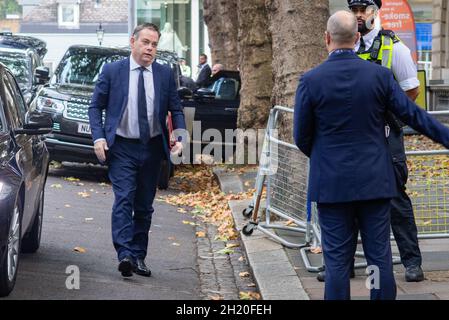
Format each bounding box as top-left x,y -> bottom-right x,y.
170,141 -> 183,156
94,140 -> 109,163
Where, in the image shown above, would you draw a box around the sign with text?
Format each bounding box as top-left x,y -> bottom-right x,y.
379,0 -> 418,62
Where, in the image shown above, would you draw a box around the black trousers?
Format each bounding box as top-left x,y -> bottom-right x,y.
390,160 -> 422,268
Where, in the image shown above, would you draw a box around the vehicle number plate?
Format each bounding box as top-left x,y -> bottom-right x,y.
78,123 -> 91,134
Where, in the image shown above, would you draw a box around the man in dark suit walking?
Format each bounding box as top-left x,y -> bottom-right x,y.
195,53 -> 212,88
89,23 -> 185,278
294,11 -> 449,300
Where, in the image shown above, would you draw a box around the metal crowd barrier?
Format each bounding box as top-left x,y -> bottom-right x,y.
242,106 -> 449,273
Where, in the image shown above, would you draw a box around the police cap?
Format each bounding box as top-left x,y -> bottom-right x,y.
347,0 -> 382,9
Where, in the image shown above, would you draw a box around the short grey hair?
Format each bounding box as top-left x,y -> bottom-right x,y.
327,11 -> 358,45
133,23 -> 161,40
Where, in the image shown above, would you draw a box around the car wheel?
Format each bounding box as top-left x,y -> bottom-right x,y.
22,190 -> 44,253
158,160 -> 170,190
0,201 -> 22,297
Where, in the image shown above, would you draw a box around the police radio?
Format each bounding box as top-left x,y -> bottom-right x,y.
370,38 -> 382,61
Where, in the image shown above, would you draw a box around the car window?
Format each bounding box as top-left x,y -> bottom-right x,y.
54,49 -> 128,86
1,73 -> 22,128
210,78 -> 240,100
6,72 -> 27,120
0,51 -> 31,90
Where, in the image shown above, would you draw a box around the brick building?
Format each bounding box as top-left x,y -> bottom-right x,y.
17,0 -> 129,70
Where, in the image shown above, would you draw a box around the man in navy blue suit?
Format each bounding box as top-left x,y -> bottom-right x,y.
89,23 -> 186,278
294,11 -> 449,300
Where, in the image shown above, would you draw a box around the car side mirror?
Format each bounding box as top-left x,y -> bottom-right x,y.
34,66 -> 50,85
177,87 -> 193,99
15,112 -> 53,135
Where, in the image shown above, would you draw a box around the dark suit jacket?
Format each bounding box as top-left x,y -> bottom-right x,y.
88,57 -> 186,159
196,63 -> 211,88
294,51 -> 449,204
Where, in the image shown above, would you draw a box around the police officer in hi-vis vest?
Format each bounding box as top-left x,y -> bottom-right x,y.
317,0 -> 424,283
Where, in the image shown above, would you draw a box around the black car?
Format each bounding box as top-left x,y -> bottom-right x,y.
0,62 -> 52,297
0,33 -> 50,106
31,45 -> 130,165
182,70 -> 241,156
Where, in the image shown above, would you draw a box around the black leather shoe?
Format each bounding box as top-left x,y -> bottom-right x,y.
316,268 -> 355,282
405,265 -> 424,282
118,257 -> 134,277
134,258 -> 151,277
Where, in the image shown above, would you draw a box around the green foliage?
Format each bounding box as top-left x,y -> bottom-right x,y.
0,0 -> 21,20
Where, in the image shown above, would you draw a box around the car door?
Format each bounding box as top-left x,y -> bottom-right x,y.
193,77 -> 240,147
0,94 -> 22,243
1,71 -> 37,231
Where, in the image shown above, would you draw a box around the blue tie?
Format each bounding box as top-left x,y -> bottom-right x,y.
138,66 -> 150,143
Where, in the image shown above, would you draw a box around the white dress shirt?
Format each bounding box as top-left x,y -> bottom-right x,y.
355,26 -> 420,92
116,55 -> 159,139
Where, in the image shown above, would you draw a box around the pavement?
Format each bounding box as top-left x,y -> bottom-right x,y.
216,167 -> 449,300
3,163 -> 201,300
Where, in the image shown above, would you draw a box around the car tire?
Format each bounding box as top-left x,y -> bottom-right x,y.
158,160 -> 172,190
0,200 -> 22,297
21,190 -> 44,254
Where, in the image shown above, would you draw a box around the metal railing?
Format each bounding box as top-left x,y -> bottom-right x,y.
243,106 -> 449,273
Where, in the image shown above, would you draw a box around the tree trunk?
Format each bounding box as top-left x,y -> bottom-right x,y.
266,0 -> 329,140
203,0 -> 239,70
236,0 -> 273,130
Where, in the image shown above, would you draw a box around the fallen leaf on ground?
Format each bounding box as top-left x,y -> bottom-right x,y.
85,218 -> 94,222
239,272 -> 250,278
64,204 -> 71,208
247,283 -> 256,288
182,220 -> 196,226
196,231 -> 206,238
310,246 -> 322,254
285,220 -> 297,227
172,242 -> 181,246
239,291 -> 261,300
216,248 -> 234,255
77,191 -> 90,198
51,184 -> 62,188
58,216 -> 64,219
238,256 -> 245,262
210,295 -> 224,300
226,243 -> 240,249
64,177 -> 80,182
168,236 -> 176,241
177,208 -> 187,213
214,235 -> 229,242
73,247 -> 86,253
99,182 -> 109,187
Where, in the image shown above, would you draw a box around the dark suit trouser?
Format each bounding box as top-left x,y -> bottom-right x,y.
345,162 -> 422,269
318,199 -> 397,300
108,135 -> 163,262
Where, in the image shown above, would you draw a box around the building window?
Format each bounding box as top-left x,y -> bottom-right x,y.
58,3 -> 80,28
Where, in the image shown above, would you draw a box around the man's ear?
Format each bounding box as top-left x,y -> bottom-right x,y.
325,31 -> 331,46
130,36 -> 135,49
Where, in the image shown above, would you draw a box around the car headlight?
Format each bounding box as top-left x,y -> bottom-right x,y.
36,96 -> 66,113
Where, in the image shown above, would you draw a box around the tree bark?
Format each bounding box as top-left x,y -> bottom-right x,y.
203,0 -> 239,70
236,0 -> 274,130
266,0 -> 329,140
